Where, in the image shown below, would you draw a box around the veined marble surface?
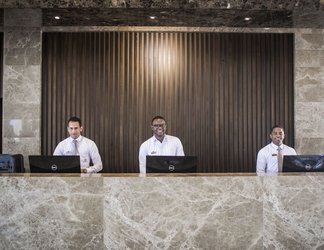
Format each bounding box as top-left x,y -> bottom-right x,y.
263,177 -> 324,249
104,176 -> 263,249
1,174 -> 324,249
0,176 -> 104,249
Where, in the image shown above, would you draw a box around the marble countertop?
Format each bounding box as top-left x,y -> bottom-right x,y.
2,169 -> 324,249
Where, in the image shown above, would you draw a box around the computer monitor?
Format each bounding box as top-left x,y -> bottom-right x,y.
29,155 -> 81,173
0,154 -> 24,173
146,156 -> 198,173
283,155 -> 324,172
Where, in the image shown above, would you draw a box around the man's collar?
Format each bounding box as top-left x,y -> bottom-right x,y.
271,142 -> 283,149
70,136 -> 82,142
153,134 -> 167,142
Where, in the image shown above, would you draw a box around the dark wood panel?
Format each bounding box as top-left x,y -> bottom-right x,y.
42,32 -> 294,173
0,33 -> 2,153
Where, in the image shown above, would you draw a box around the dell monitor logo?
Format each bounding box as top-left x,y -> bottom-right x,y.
168,165 -> 175,171
51,164 -> 58,171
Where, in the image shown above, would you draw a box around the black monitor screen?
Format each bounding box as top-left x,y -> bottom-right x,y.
146,156 -> 197,173
29,155 -> 81,173
283,155 -> 324,172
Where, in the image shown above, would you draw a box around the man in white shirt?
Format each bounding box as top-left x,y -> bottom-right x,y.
54,117 -> 103,173
139,116 -> 184,174
256,125 -> 296,173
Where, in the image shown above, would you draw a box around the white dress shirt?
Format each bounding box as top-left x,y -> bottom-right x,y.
139,134 -> 185,174
53,135 -> 103,173
256,142 -> 297,173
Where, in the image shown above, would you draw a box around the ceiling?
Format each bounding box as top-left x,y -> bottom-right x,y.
40,8 -> 324,28
0,0 -> 324,29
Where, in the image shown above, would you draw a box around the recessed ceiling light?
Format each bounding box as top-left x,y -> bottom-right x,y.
54,16 -> 60,20
150,16 -> 156,20
244,17 -> 251,21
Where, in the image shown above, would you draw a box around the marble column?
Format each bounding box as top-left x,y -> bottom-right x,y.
2,9 -> 42,166
294,30 -> 324,154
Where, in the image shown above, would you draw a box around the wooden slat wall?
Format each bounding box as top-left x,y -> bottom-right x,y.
42,32 -> 294,173
0,32 -> 3,153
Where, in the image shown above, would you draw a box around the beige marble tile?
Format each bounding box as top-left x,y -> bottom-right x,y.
3,119 -> 40,138
295,67 -> 323,85
3,103 -> 41,119
4,29 -> 41,49
295,102 -> 324,138
295,33 -> 324,50
2,137 -> 41,157
2,22 -> 42,158
4,48 -> 41,65
295,50 -> 324,67
263,176 -> 324,249
295,83 -> 324,102
296,138 -> 324,154
103,177 -> 263,249
0,177 -> 104,249
3,66 -> 41,103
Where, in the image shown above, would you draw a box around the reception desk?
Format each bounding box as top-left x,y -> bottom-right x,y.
1,173 -> 324,249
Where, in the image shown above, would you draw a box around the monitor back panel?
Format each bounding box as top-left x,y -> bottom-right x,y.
283,155 -> 324,172
146,156 -> 197,173
0,154 -> 24,173
29,155 -> 81,173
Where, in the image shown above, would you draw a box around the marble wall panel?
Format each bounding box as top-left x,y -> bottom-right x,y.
3,118 -> 40,138
295,66 -> 324,105
4,29 -> 41,50
295,32 -> 324,50
295,67 -> 323,86
0,177 -> 104,249
103,177 -> 263,249
295,50 -> 324,67
2,103 -> 40,120
2,64 -> 41,149
2,11 -> 42,157
295,102 -> 324,138
295,83 -> 324,103
2,138 -> 41,166
4,48 -> 41,65
3,66 -> 41,103
294,30 -> 324,154
263,176 -> 324,249
295,138 -> 324,154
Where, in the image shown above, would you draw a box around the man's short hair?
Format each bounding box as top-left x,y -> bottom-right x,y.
68,117 -> 82,127
270,124 -> 284,133
151,116 -> 166,124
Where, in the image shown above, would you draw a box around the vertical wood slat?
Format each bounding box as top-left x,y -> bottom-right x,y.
0,33 -> 3,153
42,32 -> 294,173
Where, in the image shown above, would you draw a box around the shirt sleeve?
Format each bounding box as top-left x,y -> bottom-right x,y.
256,150 -> 267,173
175,138 -> 185,156
53,142 -> 64,155
290,148 -> 297,155
87,142 -> 103,173
138,143 -> 147,174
